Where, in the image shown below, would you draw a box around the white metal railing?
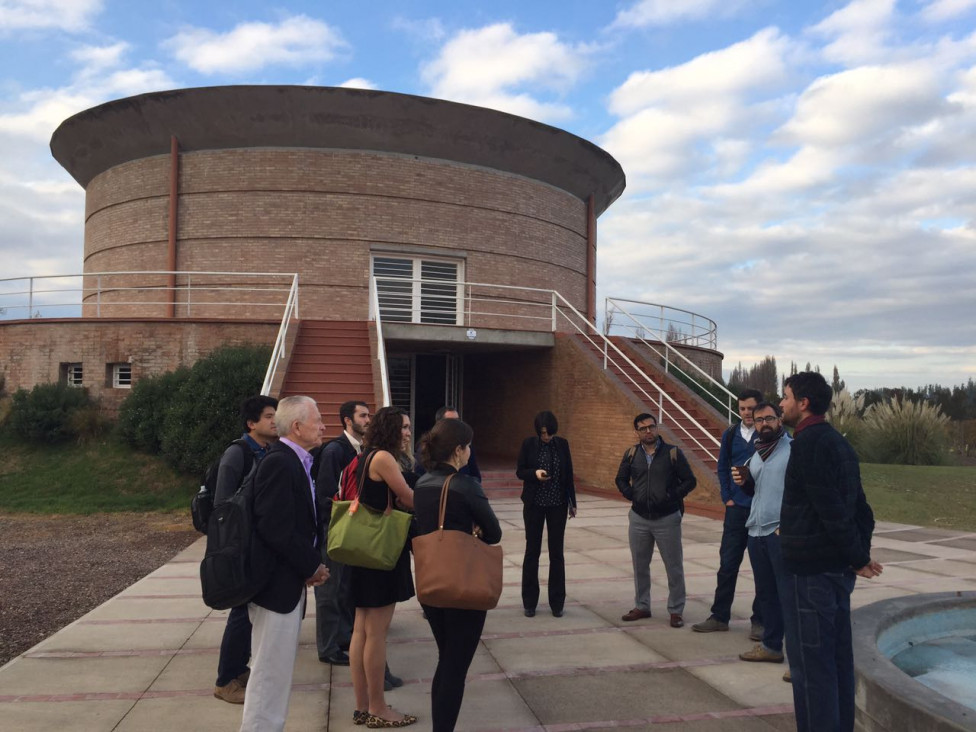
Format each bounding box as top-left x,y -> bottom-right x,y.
552,292 -> 721,461
369,278 -> 392,407
367,276 -> 721,461
605,298 -> 737,423
604,297 -> 718,349
260,275 -> 301,396
0,271 -> 297,319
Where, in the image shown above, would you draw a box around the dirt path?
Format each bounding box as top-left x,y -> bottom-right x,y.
0,512 -> 199,667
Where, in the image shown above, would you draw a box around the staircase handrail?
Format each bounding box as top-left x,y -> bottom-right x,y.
261,274 -> 301,396
605,298 -> 737,423
549,292 -> 721,460
369,277 -> 392,407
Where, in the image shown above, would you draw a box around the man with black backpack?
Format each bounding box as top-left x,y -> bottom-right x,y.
615,412 -> 697,629
212,394 -> 278,705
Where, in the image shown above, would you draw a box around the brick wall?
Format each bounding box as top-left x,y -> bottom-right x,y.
462,335 -> 719,501
0,319 -> 278,415
82,149 -> 589,327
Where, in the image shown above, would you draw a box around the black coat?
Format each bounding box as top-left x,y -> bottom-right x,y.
414,467 -> 502,543
781,421 -> 874,575
614,439 -> 696,519
516,435 -> 577,508
250,441 -> 323,613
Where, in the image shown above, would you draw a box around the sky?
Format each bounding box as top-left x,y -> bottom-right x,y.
0,0 -> 974,392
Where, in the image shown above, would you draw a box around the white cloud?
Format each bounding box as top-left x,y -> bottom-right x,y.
920,0 -> 976,23
777,63 -> 946,148
807,0 -> 896,65
338,77 -> 378,90
163,16 -> 348,75
602,28 -> 791,184
0,0 -> 101,32
610,0 -> 752,28
421,23 -> 586,121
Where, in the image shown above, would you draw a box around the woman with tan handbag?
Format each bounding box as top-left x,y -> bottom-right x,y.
348,407 -> 417,729
414,419 -> 502,732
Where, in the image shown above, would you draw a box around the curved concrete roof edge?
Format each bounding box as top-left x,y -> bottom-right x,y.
49,85 -> 627,215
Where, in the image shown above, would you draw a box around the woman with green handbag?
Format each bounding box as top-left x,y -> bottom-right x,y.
348,407 -> 418,729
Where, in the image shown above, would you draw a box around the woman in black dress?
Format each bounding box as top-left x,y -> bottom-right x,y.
516,410 -> 577,617
348,407 -> 417,728
414,418 -> 502,732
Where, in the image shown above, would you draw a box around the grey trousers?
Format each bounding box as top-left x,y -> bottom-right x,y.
314,545 -> 353,658
628,509 -> 685,615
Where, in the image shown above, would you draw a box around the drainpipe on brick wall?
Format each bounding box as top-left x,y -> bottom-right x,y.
166,135 -> 179,318
586,194 -> 597,326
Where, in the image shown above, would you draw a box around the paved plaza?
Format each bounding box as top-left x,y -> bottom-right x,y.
2,488 -> 976,731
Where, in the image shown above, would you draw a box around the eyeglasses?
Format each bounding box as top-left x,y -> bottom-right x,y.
753,415 -> 780,424
636,424 -> 657,433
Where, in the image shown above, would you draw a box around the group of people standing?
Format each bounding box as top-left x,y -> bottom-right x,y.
208,368 -> 881,732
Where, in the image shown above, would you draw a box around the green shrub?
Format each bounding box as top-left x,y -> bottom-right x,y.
116,366 -> 190,453
159,345 -> 270,474
67,405 -> 111,445
861,397 -> 949,466
6,382 -> 94,443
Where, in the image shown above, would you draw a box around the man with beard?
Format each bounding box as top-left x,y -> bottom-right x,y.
732,402 -> 791,665
779,371 -> 883,732
615,413 -> 697,628
313,400 -> 370,667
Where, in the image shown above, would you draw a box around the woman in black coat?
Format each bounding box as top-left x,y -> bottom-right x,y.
516,410 -> 577,617
414,419 -> 502,732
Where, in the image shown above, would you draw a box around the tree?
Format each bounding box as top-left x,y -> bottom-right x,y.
728,356 -> 779,402
831,365 -> 846,394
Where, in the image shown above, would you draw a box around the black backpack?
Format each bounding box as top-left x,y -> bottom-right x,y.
191,440 -> 254,534
199,462 -> 273,610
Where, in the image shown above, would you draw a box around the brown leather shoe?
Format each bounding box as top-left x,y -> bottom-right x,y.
214,677 -> 245,704
670,613 -> 684,628
621,608 -> 651,622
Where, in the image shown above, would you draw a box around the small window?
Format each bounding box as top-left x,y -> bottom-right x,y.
111,363 -> 132,389
63,363 -> 83,387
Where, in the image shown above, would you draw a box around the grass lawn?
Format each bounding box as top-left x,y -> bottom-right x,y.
0,433 -> 193,513
861,462 -> 976,531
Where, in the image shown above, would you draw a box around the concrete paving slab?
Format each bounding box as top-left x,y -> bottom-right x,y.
28,620 -> 202,654
0,700 -> 136,731
880,527 -> 971,543
0,655 -> 171,695
688,658 -> 794,709
485,629 -> 665,674
82,597 -> 208,621
513,667 -> 742,724
930,535 -> 976,552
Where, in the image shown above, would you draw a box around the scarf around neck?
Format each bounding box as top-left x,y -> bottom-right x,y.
755,428 -> 784,462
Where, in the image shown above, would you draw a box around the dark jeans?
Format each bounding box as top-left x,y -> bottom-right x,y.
522,502 -> 568,613
709,504 -> 761,624
782,570 -> 857,732
423,604 -> 487,732
215,603 -> 251,686
315,546 -> 353,658
746,533 -> 786,652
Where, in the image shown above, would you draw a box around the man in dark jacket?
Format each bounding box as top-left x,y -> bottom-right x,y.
313,400 -> 369,666
779,372 -> 882,732
241,395 -> 329,732
693,388 -> 763,637
615,413 -> 697,628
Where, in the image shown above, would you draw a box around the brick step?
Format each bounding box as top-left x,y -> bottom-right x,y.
300,320 -> 370,330
284,364 -> 373,376
293,338 -> 371,350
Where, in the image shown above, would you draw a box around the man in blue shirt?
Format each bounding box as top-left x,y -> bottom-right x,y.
692,389 -> 763,638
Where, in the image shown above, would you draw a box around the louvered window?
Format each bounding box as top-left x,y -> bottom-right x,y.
372,256 -> 462,325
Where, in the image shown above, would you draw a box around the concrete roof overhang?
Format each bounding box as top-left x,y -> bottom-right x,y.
50,85 -> 626,216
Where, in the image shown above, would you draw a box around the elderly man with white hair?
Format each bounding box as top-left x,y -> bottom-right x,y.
241,395 -> 330,732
